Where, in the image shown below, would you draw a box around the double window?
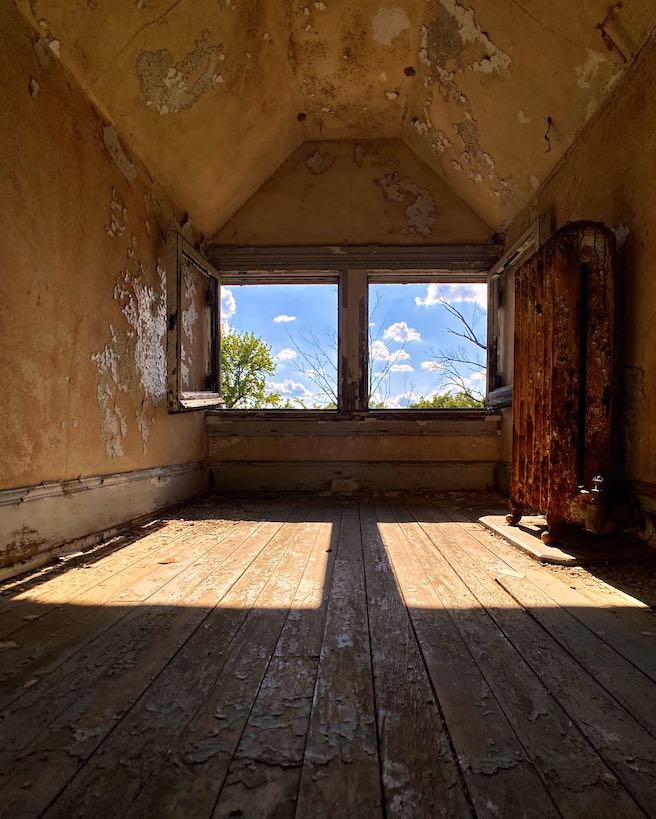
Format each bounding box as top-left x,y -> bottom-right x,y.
166,237 -> 500,413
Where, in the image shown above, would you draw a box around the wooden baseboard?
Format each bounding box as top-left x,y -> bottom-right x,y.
0,462 -> 208,577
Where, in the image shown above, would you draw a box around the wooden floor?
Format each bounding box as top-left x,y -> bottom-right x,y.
2,496 -> 656,818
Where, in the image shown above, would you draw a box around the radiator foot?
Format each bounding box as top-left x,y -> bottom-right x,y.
506,502 -> 523,526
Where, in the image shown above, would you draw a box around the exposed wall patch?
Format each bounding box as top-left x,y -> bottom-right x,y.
372,7 -> 411,46
92,238 -> 167,456
136,31 -> 224,115
575,49 -> 608,89
106,188 -> 128,238
376,173 -> 437,235
102,126 -> 137,182
306,149 -> 336,174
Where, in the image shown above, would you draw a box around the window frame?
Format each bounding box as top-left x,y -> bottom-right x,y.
195,243 -> 505,414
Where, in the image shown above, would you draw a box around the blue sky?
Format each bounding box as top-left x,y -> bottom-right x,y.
221,282 -> 487,408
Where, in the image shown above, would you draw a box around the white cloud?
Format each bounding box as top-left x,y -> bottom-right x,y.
221,287 -> 236,319
370,340 -> 411,363
273,314 -> 296,323
383,321 -> 421,342
390,364 -> 414,372
469,371 -> 485,382
420,361 -> 442,371
415,283 -> 487,309
383,390 -> 415,409
269,379 -> 313,397
276,348 -> 297,361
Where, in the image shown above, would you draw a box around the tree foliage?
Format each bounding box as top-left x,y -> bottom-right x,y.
409,391 -> 484,409
220,330 -> 281,409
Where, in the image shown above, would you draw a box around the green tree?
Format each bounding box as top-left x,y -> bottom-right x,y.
409,391 -> 484,409
220,330 -> 282,408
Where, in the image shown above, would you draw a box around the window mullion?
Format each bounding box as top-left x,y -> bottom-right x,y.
339,270 -> 368,412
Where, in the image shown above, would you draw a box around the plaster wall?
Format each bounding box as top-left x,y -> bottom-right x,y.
506,33 -> 656,499
0,5 -> 206,497
215,139 -> 495,245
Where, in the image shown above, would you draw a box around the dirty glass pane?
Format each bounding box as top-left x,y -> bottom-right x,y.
219,284 -> 338,409
368,282 -> 487,409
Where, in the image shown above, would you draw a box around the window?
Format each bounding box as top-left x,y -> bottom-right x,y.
169,241 -> 503,414
368,282 -> 487,409
219,283 -> 338,409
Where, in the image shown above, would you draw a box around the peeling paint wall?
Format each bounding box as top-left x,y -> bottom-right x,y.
0,4 -> 206,492
16,0 -> 301,236
13,1 -> 656,238
214,139 -> 494,245
404,0 -> 656,231
505,33 -> 656,498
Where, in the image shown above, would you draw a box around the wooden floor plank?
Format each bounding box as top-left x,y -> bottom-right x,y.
362,504 -> 471,818
295,505 -> 383,818
1,496 -> 653,818
446,510 -> 656,685
438,513 -> 656,816
0,511 -> 294,816
408,506 -> 643,819
112,521 -> 317,817
0,516 -> 249,708
45,509 -> 314,818
0,509 -> 220,632
212,510 -> 340,819
384,507 -> 559,819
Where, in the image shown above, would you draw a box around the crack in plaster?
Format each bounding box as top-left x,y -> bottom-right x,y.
136,31 -> 224,114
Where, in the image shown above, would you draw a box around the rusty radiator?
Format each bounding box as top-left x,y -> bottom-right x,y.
508,222 -> 615,542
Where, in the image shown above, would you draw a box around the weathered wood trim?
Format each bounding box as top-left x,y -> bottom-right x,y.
210,461 -> 497,493
0,461 -> 208,578
207,413 -> 500,436
489,215 -> 552,279
339,270 -> 368,412
167,232 -> 222,413
206,409 -> 497,423
487,385 -> 513,409
208,244 -> 503,273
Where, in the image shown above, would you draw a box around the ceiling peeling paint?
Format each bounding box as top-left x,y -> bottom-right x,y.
14,0 -> 656,234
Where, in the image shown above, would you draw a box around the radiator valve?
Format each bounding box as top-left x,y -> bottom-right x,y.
580,475 -> 613,534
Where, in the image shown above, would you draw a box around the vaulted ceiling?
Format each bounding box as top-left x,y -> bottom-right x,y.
17,0 -> 656,236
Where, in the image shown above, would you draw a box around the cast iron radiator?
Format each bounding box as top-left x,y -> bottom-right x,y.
507,221 -> 615,543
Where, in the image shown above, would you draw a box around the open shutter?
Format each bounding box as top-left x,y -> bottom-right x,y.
166,232 -> 222,412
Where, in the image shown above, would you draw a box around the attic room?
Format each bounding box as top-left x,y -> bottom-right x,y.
2,0 -> 656,815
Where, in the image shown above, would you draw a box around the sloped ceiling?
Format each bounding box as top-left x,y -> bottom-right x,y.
16,0 -> 656,236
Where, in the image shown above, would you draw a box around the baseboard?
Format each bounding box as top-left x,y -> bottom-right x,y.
0,461 -> 208,578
